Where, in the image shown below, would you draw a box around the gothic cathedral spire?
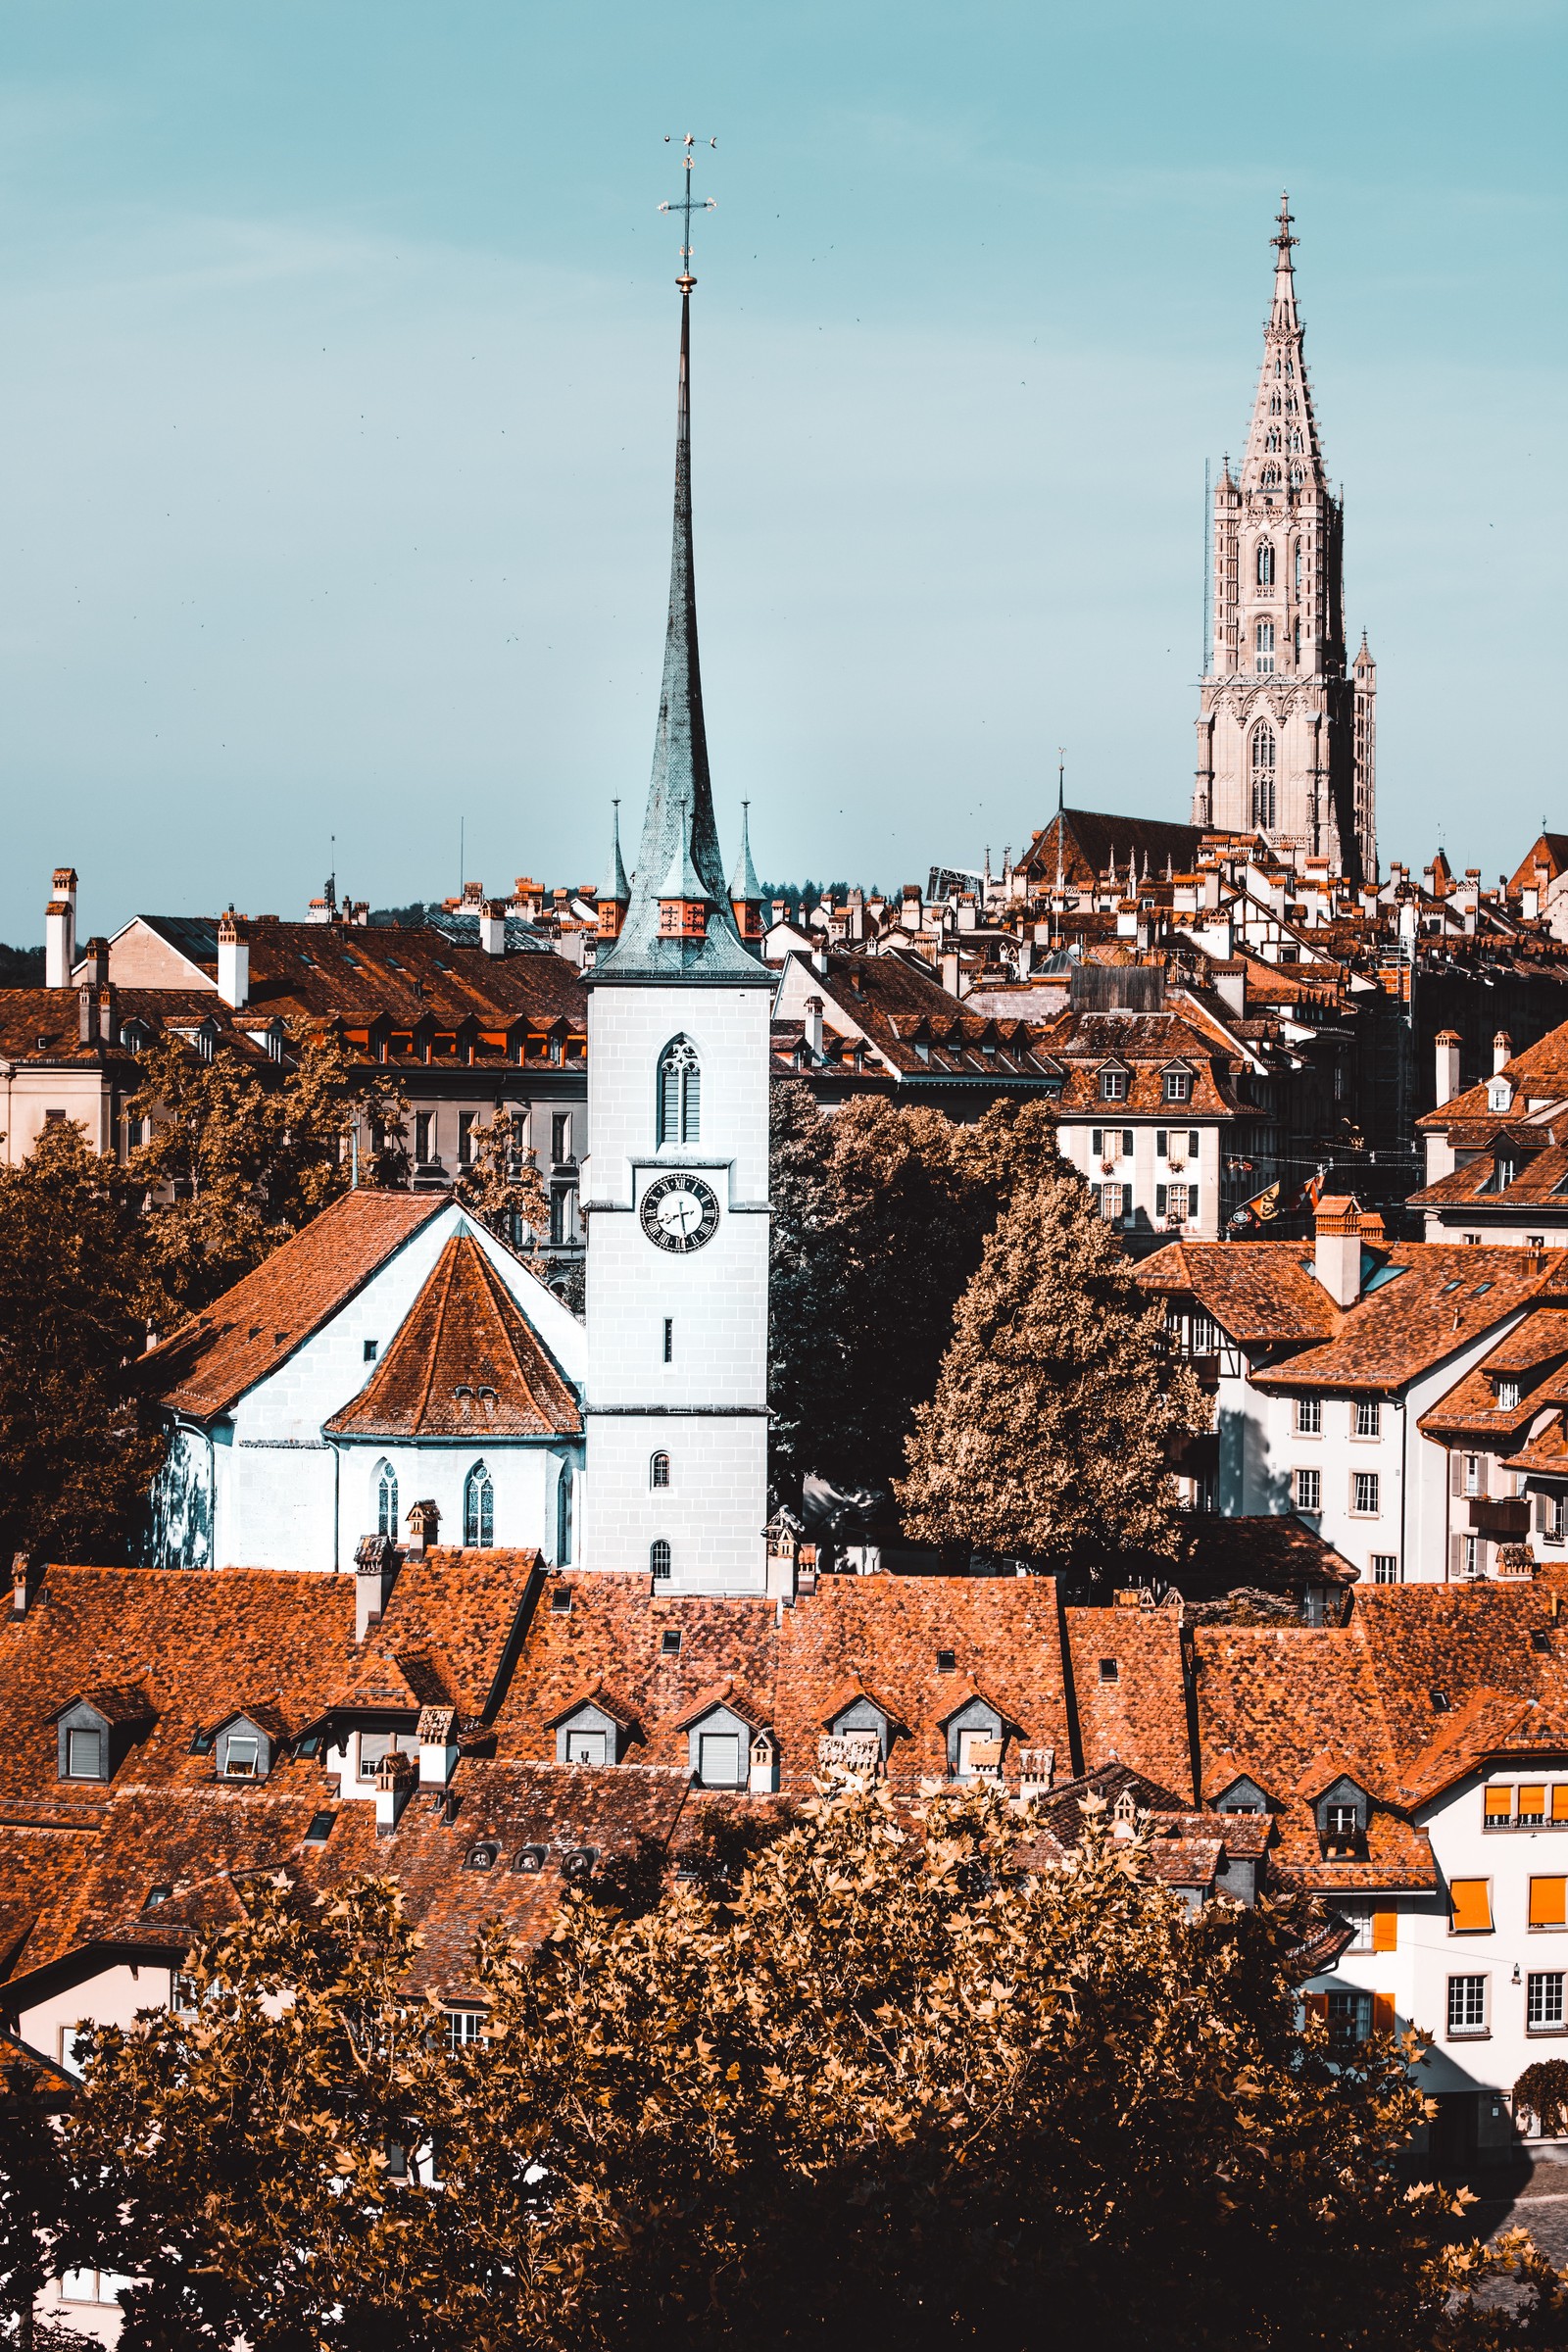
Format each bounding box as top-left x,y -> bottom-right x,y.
1193,196 -> 1377,884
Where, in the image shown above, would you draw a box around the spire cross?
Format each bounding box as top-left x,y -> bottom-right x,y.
660,134 -> 716,291
1273,191 -> 1297,263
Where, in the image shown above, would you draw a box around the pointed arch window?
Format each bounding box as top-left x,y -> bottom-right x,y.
1265,428 -> 1281,452
1255,540 -> 1275,588
374,1459 -> 398,1541
1290,429 -> 1303,453
464,1461 -> 494,1549
1261,466 -> 1280,488
1290,466 -> 1302,490
1294,542 -> 1303,591
1251,726 -> 1277,829
1254,619 -> 1276,676
556,1462 -> 573,1566
657,1037 -> 701,1147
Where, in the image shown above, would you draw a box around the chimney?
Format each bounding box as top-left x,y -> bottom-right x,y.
12,1552 -> 33,1616
1313,1197 -> 1364,1310
217,908 -> 250,1009
900,886 -> 922,933
77,980 -> 99,1047
1435,1029 -> 1462,1106
804,995 -> 824,1058
772,899 -> 788,928
45,868 -> 77,989
417,1703 -> 459,1788
478,900 -> 507,956
354,1532 -> 400,1642
939,950 -> 961,997
1494,1031 -> 1513,1076
1214,964 -> 1247,1018
404,1498 -> 440,1558
374,1750 -> 416,1834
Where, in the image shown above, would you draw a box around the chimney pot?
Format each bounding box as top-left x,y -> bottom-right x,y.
45,870 -> 77,990
1435,1028 -> 1462,1106
404,1499 -> 440,1557
1494,1031 -> 1513,1076
12,1552 -> 33,1616
354,1532 -> 400,1641
804,994 -> 824,1058
217,909 -> 251,1009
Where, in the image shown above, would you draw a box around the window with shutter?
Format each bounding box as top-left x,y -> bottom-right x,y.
1553,1787 -> 1568,1824
1372,1991 -> 1396,2034
1530,1877 -> 1567,1929
1521,1786 -> 1548,1825
1449,1879 -> 1494,1934
1372,1909 -> 1398,1952
1485,1786 -> 1513,1827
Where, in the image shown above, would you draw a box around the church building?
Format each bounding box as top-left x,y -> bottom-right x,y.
1193,198 -> 1377,883
579,201 -> 774,1597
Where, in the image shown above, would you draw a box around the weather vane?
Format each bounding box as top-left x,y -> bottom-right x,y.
1273,189 -> 1297,260
660,132 -> 716,291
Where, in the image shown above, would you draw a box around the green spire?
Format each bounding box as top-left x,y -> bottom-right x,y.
603,799 -> 629,906
728,799 -> 761,904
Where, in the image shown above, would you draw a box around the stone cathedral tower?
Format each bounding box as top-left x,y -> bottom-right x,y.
580,221 -> 773,1596
1193,198 -> 1377,883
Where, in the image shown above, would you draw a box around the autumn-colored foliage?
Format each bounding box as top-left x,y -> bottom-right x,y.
897,1158 -> 1208,1574
0,1119 -> 169,1562
48,1782 -> 1568,2350
452,1110 -> 549,1250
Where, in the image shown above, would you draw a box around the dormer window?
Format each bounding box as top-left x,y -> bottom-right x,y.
220,1731 -> 261,1780
66,1726 -> 104,1781
1315,1778 -> 1368,1852
1162,1068 -> 1192,1103
552,1699 -> 621,1768
54,1693 -> 152,1785
1100,1068 -> 1128,1102
1497,1379 -> 1522,1410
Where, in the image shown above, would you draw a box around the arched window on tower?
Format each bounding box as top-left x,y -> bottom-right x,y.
1254,619 -> 1276,676
1265,428 -> 1281,452
1294,543 -> 1303,591
1250,726 -> 1277,830
651,1540 -> 672,1582
556,1463 -> 573,1565
1290,466 -> 1302,490
374,1459 -> 398,1541
650,1450 -> 670,1490
464,1461 -> 494,1549
657,1036 -> 701,1147
1262,466 -> 1281,488
1290,428 -> 1303,453
1255,540 -> 1275,588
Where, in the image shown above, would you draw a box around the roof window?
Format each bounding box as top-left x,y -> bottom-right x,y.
304,1811 -> 336,1844
549,1587 -> 572,1614
465,1842 -> 499,1872
937,1649 -> 957,1674
142,1886 -> 172,1910
1098,1658 -> 1119,1684
1473,1282 -> 1494,1297
1431,1689 -> 1451,1712
661,1629 -> 682,1656
1439,1280 -> 1462,1295
514,1845 -> 547,1873
563,1847 -> 597,1881
1533,1631 -> 1554,1655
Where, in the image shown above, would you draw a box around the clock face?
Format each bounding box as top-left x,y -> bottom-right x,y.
640,1172 -> 720,1253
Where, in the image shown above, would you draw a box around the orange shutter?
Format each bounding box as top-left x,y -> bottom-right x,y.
1372,1909 -> 1398,1952
1553,1786 -> 1568,1824
1302,1991 -> 1329,2022
1449,1879 -> 1493,1934
1522,1785 -> 1548,1820
1485,1787 -> 1513,1825
1530,1877 -> 1567,1929
1372,1991 -> 1396,2034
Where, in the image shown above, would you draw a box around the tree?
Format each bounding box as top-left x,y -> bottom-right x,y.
55,1788 -> 1568,2352
768,1085 -> 991,1499
452,1113 -> 549,1250
896,1160 -> 1208,1574
0,1120 -> 168,1563
126,1027 -> 408,1312
0,2040 -> 86,2352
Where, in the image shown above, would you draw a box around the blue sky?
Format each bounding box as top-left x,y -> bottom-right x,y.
0,0 -> 1563,941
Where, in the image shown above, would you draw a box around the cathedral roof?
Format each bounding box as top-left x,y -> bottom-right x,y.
591,291 -> 767,990
323,1231 -> 582,1442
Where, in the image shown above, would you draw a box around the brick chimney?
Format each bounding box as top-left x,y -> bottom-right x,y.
804,995 -> 824,1058
417,1703 -> 459,1788
1313,1196 -> 1365,1309
45,868 -> 77,989
374,1750 -> 416,1834
354,1532 -> 400,1641
478,900 -> 507,956
217,909 -> 250,1008
1494,1031 -> 1513,1076
404,1498 -> 440,1558
1435,1029 -> 1461,1106
12,1552 -> 33,1616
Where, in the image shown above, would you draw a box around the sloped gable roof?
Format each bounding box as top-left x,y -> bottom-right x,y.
323,1232 -> 581,1441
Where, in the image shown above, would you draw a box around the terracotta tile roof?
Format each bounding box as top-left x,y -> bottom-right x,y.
148,1190 -> 447,1421
1250,1246 -> 1568,1393
1418,1309 -> 1568,1438
1030,1008 -> 1241,1119
1063,1608 -> 1196,1799
323,1234 -> 580,1441
1409,1138 -> 1568,1210
335,1550 -> 543,1721
1137,1240 -> 1344,1348
794,951 -> 1064,1086
1418,1024 -> 1568,1134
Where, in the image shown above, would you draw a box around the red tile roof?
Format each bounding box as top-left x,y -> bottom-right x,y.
148,1190 -> 447,1420
323,1234 -> 580,1441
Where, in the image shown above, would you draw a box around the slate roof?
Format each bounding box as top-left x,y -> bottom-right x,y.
147,1190 -> 447,1421
323,1233 -> 581,1442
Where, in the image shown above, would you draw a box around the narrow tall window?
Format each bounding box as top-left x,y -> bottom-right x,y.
1254,619 -> 1276,676
556,1464 -> 573,1565
662,1317 -> 674,1364
1250,725 -> 1277,827
651,1450 -> 670,1490
375,1459 -> 398,1541
1255,540 -> 1275,587
464,1461 -> 494,1549
1294,543 -> 1303,590
651,1540 -> 672,1581
657,1036 -> 701,1146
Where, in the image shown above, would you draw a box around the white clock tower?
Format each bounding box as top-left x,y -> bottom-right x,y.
579,171 -> 772,1595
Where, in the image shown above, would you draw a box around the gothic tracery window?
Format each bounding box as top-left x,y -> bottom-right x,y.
464,1460 -> 494,1549
1255,540 -> 1275,588
1262,466 -> 1281,487
1250,726 -> 1277,829
374,1459 -> 398,1540
657,1036 -> 701,1146
1265,428 -> 1281,452
1254,618 -> 1276,676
